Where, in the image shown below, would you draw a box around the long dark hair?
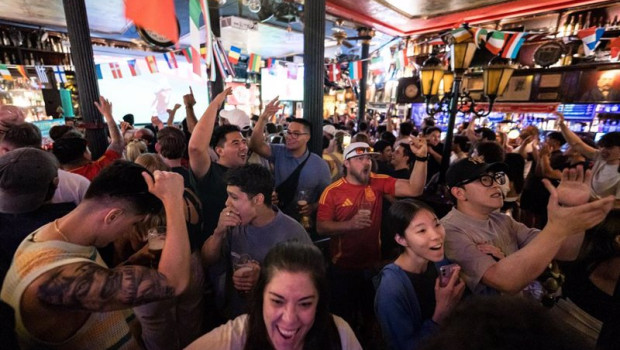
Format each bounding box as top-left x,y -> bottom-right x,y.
387,199 -> 435,241
244,241 -> 341,350
581,209 -> 620,272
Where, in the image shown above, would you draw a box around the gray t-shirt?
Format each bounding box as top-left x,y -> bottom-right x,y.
441,208 -> 538,295
590,151 -> 620,200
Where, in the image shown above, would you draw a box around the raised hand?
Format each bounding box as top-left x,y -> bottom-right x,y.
555,165 -> 591,207
151,116 -> 164,130
141,170 -> 184,205
183,86 -> 196,107
94,96 -> 113,118
260,96 -> 280,120
554,111 -> 565,126
409,136 -> 428,158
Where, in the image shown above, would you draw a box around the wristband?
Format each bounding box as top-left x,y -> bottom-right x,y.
415,155 -> 428,162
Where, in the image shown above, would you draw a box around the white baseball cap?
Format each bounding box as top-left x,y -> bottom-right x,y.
220,109 -> 251,130
343,142 -> 379,160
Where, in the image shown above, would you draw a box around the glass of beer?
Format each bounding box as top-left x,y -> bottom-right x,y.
147,226 -> 166,268
232,252 -> 254,294
358,199 -> 373,219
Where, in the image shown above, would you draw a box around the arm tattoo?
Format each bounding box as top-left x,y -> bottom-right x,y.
37,263 -> 175,311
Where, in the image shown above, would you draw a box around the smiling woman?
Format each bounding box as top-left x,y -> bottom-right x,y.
186,241 -> 361,350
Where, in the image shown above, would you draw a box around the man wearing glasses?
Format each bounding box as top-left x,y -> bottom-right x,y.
441,157 -> 614,296
250,97 -> 331,220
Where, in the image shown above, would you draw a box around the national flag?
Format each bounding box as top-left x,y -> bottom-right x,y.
164,52 -> 178,69
53,65 -> 66,84
229,46 -> 241,65
610,37 -> 620,61
401,49 -> 409,67
486,31 -> 509,56
35,66 -> 48,83
146,56 -> 159,73
266,58 -> 276,68
125,0 -> 178,44
349,60 -> 362,80
501,32 -> 527,59
0,64 -> 12,80
450,27 -> 472,43
16,65 -> 27,79
200,0 -> 213,66
182,48 -> 192,63
127,59 -> 140,76
95,64 -> 103,79
248,53 -> 262,73
327,64 -> 340,82
427,37 -> 445,45
577,27 -> 605,56
189,0 -> 202,76
109,62 -> 123,79
471,27 -> 488,48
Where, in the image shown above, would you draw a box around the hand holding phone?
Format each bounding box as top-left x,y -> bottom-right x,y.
439,263 -> 459,287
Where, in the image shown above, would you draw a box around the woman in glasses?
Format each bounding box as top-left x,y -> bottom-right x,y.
374,199 -> 466,350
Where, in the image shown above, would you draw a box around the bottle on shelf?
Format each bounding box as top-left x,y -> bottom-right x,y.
572,14 -> 583,35
2,52 -> 9,64
610,15 -> 619,30
566,15 -> 575,37
558,16 -> 569,37
584,11 -> 591,29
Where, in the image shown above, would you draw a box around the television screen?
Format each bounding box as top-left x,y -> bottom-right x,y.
261,64 -> 304,101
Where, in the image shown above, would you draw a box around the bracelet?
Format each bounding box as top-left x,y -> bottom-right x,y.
415,155 -> 428,162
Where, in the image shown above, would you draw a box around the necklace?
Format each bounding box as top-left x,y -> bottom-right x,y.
53,219 -> 70,242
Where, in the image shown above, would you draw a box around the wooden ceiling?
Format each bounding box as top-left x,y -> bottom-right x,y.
326,0 -> 612,36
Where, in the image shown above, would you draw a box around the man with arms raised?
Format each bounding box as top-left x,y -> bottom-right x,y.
442,157 -> 614,296
1,161 -> 189,349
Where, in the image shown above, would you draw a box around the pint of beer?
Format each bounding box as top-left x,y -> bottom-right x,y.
147,226 -> 166,267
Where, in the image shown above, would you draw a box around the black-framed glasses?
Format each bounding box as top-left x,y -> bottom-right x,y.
284,130 -> 309,139
457,172 -> 506,188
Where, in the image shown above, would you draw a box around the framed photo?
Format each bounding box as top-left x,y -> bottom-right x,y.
576,69 -> 620,103
539,73 -> 562,88
497,75 -> 533,101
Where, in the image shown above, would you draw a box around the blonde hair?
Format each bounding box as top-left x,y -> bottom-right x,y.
134,153 -> 170,172
125,139 -> 147,162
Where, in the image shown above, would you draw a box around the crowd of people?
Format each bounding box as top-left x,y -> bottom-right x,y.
0,90 -> 618,350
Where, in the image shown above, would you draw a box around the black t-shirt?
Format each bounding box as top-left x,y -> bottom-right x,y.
405,262 -> 438,321
427,143 -> 444,182
192,162 -> 230,247
390,167 -> 411,180
171,166 -> 192,189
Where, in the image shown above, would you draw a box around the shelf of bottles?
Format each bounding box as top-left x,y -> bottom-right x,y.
0,79 -> 46,121
0,26 -> 72,66
557,11 -> 619,38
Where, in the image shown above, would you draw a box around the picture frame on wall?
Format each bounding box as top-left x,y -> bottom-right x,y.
576,69 -> 620,103
539,73 -> 562,88
497,75 -> 533,102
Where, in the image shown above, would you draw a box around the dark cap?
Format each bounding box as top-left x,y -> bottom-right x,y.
446,156 -> 508,188
0,148 -> 59,214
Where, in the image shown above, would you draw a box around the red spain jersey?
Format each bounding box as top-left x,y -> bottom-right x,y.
317,173 -> 396,269
69,149 -> 121,181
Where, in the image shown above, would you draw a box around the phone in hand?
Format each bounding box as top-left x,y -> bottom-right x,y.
439,264 -> 459,287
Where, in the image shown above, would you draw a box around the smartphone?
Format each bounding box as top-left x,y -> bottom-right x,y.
439,264 -> 459,287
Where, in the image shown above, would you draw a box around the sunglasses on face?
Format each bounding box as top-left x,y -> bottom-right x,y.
458,172 -> 506,187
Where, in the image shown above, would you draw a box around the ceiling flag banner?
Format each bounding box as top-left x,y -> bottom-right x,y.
0,64 -> 12,80
349,60 -> 362,80
164,52 -> 178,69
577,27 -> 605,56
200,0 -> 213,66
450,27 -> 472,43
127,59 -> 140,76
501,32 -> 527,59
327,64 -> 341,82
471,27 -> 488,48
125,0 -> 178,44
228,46 -> 241,65
248,53 -> 261,73
16,65 -> 28,79
182,47 -> 192,63
95,64 -> 103,79
109,62 -> 123,79
146,56 -> 159,73
35,66 -> 48,83
189,0 -> 202,76
486,31 -> 509,56
53,66 -> 66,84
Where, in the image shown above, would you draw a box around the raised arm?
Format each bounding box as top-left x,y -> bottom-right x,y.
556,112 -> 598,159
394,137 -> 427,197
94,96 -> 124,154
166,103 -> 182,127
201,206 -> 241,266
184,87 -> 198,133
249,96 -> 280,158
188,87 -> 232,179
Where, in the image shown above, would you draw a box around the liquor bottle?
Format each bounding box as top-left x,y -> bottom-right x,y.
566,15 -> 575,37
2,52 -> 9,64
572,14 -> 583,35
584,12 -> 591,29
558,16 -> 570,37
28,53 -> 35,66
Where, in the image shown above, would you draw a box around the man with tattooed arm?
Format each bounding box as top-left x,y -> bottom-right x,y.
1,161 -> 190,349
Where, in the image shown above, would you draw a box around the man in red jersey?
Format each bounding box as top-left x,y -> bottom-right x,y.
316,139 -> 427,342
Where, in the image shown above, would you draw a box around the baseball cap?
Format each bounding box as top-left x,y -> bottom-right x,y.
323,124 -> 336,137
446,156 -> 508,188
220,109 -> 251,131
0,148 -> 59,214
343,142 -> 379,160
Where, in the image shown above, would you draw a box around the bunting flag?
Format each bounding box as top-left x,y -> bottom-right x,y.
109,62 -> 123,79
0,64 -> 12,80
146,55 -> 159,73
127,59 -> 140,76
199,0 -> 213,66
349,60 -> 362,80
610,37 -> 620,61
53,66 -> 66,84
95,64 -> 103,79
200,46 -> 208,59
450,27 -> 472,43
182,48 -> 192,63
471,27 -> 488,48
164,52 -> 178,69
35,66 -> 48,83
400,49 -> 409,67
228,46 -> 241,65
248,53 -> 262,73
577,27 -> 605,56
16,65 -> 28,79
125,0 -> 178,44
266,58 -> 276,68
486,31 -> 509,56
189,0 -> 202,76
501,32 -> 527,59
216,39 -> 235,76
327,64 -> 340,82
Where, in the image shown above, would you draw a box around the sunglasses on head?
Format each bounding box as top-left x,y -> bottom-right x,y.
347,147 -> 371,157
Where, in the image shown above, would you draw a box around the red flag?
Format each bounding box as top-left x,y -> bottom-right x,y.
610,37 -> 620,61
109,62 -> 123,79
146,56 -> 159,73
16,65 -> 28,79
125,0 -> 179,44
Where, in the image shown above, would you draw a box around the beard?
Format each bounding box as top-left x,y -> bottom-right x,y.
349,166 -> 370,185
